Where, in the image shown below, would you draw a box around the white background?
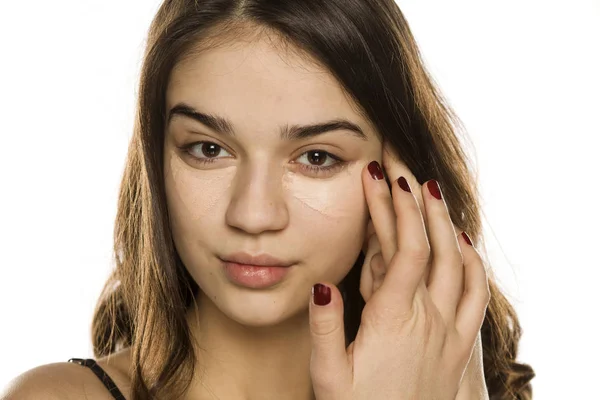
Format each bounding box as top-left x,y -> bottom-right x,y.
1,0 -> 598,398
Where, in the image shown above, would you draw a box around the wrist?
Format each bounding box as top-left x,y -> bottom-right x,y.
455,379 -> 489,400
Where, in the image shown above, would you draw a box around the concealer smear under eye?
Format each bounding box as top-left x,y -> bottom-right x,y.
168,155 -> 235,220
282,162 -> 366,220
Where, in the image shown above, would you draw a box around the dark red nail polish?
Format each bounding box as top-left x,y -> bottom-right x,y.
427,179 -> 442,200
312,283 -> 331,306
397,176 -> 411,192
368,161 -> 384,180
461,232 -> 473,246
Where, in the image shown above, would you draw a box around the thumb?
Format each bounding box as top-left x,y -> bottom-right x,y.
309,283 -> 351,393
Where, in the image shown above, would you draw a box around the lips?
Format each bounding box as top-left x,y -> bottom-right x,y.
220,251 -> 293,268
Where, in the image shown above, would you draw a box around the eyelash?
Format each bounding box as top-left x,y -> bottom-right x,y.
178,141 -> 347,176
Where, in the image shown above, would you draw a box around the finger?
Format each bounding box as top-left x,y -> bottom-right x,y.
359,228 -> 381,302
362,161 -> 397,266
308,283 -> 352,393
454,232 -> 491,346
381,143 -> 425,222
381,143 -> 433,285
370,252 -> 386,292
421,180 -> 465,324
361,218 -> 376,254
376,168 -> 431,308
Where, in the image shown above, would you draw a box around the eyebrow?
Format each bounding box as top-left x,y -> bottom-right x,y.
167,102 -> 368,141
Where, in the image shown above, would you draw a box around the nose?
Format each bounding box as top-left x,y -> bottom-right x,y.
225,161 -> 289,234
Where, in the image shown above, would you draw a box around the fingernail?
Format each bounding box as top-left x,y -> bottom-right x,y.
427,179 -> 442,200
397,176 -> 411,192
312,283 -> 331,306
461,231 -> 473,246
368,161 -> 384,180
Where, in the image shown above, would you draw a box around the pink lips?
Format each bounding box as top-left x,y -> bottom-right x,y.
220,252 -> 294,289
222,262 -> 291,289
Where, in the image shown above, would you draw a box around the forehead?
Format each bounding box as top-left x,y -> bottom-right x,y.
165,36 -> 375,137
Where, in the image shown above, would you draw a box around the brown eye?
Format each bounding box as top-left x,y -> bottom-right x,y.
296,150 -> 338,168
187,142 -> 231,159
294,149 -> 347,177
306,150 -> 328,166
200,142 -> 221,158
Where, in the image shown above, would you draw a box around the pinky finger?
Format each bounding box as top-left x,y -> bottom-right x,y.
370,253 -> 387,293
454,232 -> 491,344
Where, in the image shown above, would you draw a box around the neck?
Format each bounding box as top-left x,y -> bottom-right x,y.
183,290 -> 317,400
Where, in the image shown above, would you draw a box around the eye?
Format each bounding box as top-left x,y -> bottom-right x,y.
297,150 -> 339,168
179,141 -> 348,177
184,141 -> 232,162
294,149 -> 346,176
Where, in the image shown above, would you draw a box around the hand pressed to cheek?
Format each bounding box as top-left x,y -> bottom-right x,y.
376,143 -> 462,285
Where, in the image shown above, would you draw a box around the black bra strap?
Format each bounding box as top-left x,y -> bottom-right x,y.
68,358 -> 126,400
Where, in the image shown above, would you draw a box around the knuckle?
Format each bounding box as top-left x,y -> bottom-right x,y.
404,242 -> 431,262
363,301 -> 390,327
310,371 -> 337,394
429,308 -> 446,335
376,189 -> 391,202
310,319 -> 342,338
419,297 -> 447,334
364,299 -> 410,330
422,308 -> 435,337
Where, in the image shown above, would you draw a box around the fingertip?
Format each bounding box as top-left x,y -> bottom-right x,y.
312,283 -> 332,306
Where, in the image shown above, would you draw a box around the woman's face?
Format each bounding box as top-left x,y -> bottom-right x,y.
163,34 -> 382,326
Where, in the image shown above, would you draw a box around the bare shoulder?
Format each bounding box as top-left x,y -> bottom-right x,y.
1,361 -> 105,399
1,352 -> 132,400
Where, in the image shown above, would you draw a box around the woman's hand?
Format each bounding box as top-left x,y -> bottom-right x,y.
308,142 -> 491,400
360,220 -> 489,399
358,163 -> 489,399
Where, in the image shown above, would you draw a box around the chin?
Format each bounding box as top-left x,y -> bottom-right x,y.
214,285 -> 309,327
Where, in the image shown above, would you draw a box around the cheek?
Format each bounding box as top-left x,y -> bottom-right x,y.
282,164 -> 366,220
283,165 -> 368,279
165,154 -> 235,222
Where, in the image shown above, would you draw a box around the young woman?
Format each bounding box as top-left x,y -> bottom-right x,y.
3,0 -> 535,399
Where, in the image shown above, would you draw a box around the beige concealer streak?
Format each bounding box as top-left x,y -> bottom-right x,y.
169,156 -> 235,220
281,165 -> 362,220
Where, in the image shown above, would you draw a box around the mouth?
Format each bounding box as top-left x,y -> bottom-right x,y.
221,261 -> 293,289
220,251 -> 294,268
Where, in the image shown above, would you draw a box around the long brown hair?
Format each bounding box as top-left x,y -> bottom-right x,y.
91,1 -> 535,399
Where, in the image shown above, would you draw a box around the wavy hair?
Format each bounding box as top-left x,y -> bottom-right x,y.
91,0 -> 535,399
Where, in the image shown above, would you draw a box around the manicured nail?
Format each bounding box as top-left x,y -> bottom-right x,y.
397,176 -> 411,192
427,179 -> 442,200
368,161 -> 384,180
461,231 -> 473,246
312,283 -> 331,306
